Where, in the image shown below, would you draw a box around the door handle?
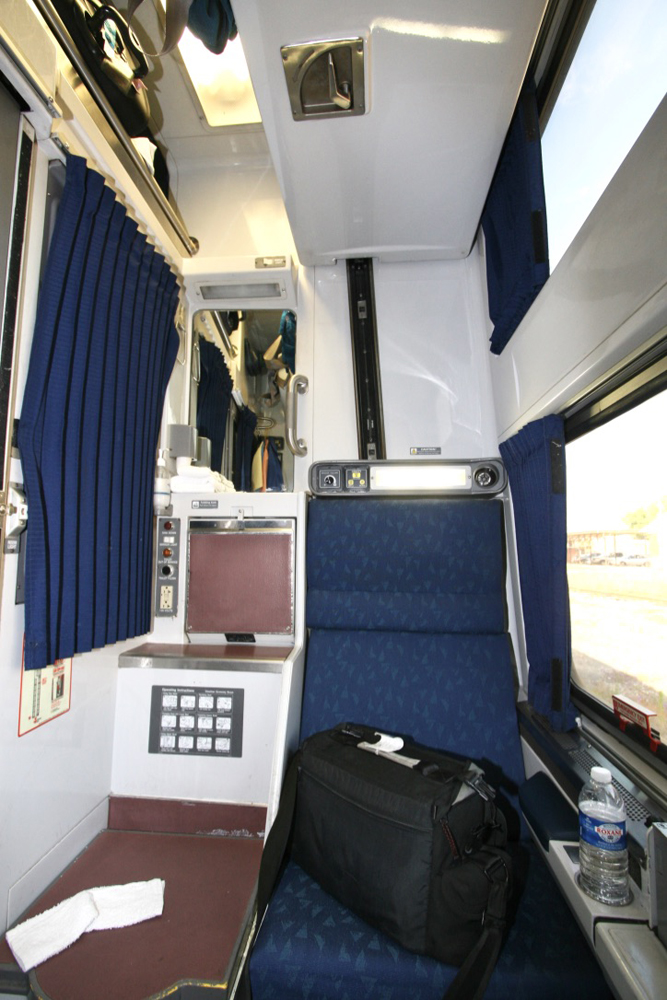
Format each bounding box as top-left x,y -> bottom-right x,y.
285,373 -> 308,457
327,53 -> 351,110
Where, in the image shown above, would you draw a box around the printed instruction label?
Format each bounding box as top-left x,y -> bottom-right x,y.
18,653 -> 72,735
191,499 -> 219,509
410,447 -> 442,456
579,812 -> 626,851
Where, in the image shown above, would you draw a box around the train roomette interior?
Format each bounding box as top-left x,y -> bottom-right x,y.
0,1 -> 665,998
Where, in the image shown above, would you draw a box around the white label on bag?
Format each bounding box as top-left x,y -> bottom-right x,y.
358,733 -> 405,754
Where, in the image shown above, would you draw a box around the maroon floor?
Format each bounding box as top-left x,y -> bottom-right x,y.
1,823 -> 263,1000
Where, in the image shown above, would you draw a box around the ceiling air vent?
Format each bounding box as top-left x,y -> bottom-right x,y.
281,38 -> 365,121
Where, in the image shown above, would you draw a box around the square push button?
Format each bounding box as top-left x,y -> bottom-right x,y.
345,468 -> 368,491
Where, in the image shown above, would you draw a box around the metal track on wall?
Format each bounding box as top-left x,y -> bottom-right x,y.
347,258 -> 386,460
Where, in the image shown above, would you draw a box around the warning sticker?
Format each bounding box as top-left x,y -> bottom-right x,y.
18,651 -> 72,736
410,447 -> 442,456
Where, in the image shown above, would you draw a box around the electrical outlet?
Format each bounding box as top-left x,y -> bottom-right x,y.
159,585 -> 174,611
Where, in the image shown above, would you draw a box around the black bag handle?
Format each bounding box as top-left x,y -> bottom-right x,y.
87,5 -> 149,77
443,851 -> 510,1000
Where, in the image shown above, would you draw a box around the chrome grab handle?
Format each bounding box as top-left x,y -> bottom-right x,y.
328,53 -> 352,110
285,373 -> 309,457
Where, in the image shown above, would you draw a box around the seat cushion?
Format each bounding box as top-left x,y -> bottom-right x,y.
249,845 -> 613,1000
301,629 -> 525,835
306,498 -> 507,634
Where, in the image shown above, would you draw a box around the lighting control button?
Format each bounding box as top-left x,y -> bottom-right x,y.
345,468 -> 369,490
163,548 -> 172,558
163,521 -> 173,531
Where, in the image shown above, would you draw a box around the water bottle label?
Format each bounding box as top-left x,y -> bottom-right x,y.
579,812 -> 626,851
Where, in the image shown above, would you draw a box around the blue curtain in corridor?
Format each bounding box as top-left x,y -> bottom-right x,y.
196,337 -> 233,473
233,405 -> 257,492
499,415 -> 576,731
18,156 -> 180,670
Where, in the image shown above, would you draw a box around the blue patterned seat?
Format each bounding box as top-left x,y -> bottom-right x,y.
249,499 -> 612,999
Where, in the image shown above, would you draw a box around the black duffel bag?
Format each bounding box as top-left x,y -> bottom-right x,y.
244,723 -> 512,1000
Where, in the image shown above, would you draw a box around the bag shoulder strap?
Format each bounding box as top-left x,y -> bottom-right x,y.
126,0 -> 192,55
442,849 -> 511,1000
236,749 -> 302,1000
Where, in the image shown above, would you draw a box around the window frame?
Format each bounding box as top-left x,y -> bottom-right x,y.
563,336 -> 667,776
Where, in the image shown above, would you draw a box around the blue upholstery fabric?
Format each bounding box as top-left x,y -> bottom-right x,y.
307,499 -> 506,633
250,848 -> 612,1000
250,497 -> 611,999
301,629 -> 523,830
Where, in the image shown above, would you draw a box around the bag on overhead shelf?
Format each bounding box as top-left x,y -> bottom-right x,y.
51,0 -> 152,136
126,0 -> 237,56
246,723 -> 513,1000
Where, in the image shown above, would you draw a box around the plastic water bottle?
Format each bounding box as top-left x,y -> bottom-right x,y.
578,766 -> 631,906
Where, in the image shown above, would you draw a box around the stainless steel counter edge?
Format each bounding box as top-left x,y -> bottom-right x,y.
118,650 -> 292,674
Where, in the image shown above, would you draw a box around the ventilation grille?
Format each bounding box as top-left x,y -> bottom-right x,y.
569,748 -> 651,822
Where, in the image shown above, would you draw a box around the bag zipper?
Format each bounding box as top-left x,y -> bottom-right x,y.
301,768 -> 440,834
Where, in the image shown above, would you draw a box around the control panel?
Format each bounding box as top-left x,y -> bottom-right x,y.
148,684 -> 244,757
310,459 -> 507,496
154,517 -> 181,616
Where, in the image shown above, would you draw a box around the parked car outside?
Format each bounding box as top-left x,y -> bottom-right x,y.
619,553 -> 651,566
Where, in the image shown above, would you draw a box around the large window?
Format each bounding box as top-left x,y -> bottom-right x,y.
566,364 -> 667,754
541,0 -> 667,267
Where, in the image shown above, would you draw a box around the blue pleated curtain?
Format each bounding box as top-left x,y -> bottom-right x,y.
18,155 -> 180,670
481,82 -> 549,355
499,415 -> 577,731
233,405 -> 257,492
196,337 -> 233,473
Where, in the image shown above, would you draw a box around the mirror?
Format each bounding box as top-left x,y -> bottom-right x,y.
190,308 -> 297,492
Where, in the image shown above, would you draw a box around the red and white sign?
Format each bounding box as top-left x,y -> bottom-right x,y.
18,647 -> 72,736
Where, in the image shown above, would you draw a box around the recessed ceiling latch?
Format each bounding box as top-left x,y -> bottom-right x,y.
281,38 -> 365,121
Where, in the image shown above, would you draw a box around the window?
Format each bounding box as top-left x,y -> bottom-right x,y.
566,356 -> 667,760
541,0 -> 667,267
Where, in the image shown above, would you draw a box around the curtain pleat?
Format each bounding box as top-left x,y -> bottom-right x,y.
499,415 -> 576,731
196,337 -> 233,473
19,156 -> 179,670
234,405 -> 257,492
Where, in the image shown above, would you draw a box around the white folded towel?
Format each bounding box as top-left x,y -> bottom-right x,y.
6,879 -> 165,972
88,879 -> 165,932
170,471 -> 235,494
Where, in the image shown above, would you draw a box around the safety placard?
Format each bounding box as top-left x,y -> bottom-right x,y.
18,654 -> 72,735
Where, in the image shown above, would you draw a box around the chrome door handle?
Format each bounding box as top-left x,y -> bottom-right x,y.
285,373 -> 309,457
328,53 -> 351,110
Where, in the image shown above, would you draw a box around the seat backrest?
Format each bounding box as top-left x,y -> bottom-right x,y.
301,498 -> 525,825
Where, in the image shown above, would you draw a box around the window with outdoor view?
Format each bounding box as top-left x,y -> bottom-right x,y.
566,387 -> 667,747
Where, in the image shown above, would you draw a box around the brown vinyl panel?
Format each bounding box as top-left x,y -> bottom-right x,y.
108,797 -> 266,837
1,830 -> 262,1000
187,531 -> 293,635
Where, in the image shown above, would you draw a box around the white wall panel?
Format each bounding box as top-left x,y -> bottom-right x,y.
310,263 -> 359,464
234,0 -> 547,265
111,667 -> 281,805
172,134 -> 296,260
375,252 -> 499,459
0,537 -> 133,932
